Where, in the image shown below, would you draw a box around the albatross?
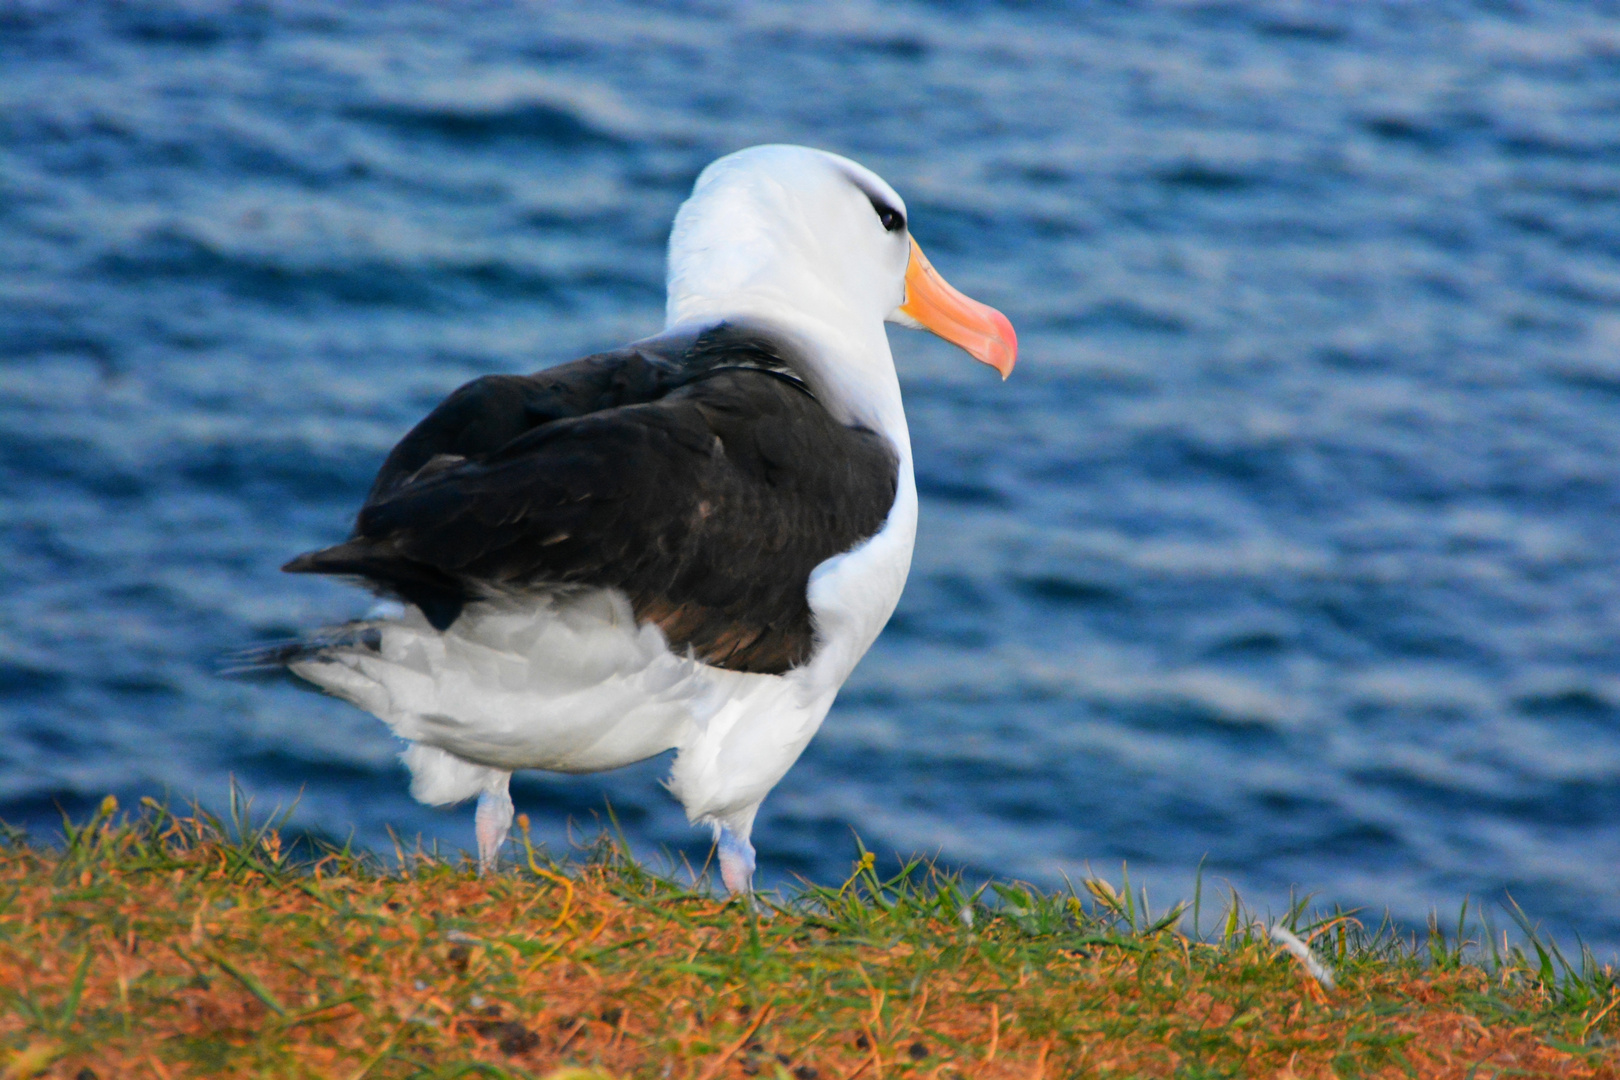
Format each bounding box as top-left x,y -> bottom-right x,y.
275,145 -> 1016,894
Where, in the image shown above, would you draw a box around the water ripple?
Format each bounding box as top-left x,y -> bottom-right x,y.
4,0 -> 1620,953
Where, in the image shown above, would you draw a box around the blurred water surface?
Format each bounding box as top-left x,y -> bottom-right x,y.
5,0 -> 1620,947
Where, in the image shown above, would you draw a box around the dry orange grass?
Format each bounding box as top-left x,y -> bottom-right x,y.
0,798 -> 1616,1079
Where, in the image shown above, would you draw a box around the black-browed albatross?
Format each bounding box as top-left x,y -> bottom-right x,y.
274,145 -> 1016,894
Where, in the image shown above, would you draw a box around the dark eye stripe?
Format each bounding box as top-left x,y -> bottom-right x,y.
868,195 -> 905,233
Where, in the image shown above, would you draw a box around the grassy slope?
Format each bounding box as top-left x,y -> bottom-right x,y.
1,800 -> 1617,1080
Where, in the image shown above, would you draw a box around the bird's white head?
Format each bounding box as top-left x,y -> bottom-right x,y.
665,145 -> 1016,382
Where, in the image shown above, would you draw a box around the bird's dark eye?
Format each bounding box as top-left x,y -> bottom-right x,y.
870,197 -> 905,233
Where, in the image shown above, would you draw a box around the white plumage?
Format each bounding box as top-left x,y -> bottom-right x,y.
282,145 -> 1014,892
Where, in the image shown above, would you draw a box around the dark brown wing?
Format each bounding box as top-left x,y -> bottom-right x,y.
285,325 -> 899,674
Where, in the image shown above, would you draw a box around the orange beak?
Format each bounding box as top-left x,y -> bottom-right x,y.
898,237 -> 1017,379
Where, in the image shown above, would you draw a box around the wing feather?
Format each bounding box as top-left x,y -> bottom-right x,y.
289,327 -> 898,674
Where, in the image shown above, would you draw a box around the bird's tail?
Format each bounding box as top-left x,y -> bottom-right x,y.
219,622 -> 384,679
284,540 -> 467,631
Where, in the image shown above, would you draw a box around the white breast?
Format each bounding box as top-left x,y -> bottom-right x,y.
289,454 -> 918,835
668,457 -> 918,832
290,590 -> 705,778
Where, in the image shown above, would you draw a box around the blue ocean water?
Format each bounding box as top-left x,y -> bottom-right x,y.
5,0 -> 1620,949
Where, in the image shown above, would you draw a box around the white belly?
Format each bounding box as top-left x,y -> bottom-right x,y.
290,464 -> 919,833
290,589 -> 710,775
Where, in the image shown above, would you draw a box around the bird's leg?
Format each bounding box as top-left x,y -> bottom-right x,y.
475,774 -> 513,876
717,825 -> 756,897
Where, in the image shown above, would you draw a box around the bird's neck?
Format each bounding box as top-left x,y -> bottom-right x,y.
665,298 -> 912,464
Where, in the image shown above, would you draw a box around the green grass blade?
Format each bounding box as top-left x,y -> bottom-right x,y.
54,944 -> 94,1033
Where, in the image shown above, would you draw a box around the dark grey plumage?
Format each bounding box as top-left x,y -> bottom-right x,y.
284,323 -> 900,674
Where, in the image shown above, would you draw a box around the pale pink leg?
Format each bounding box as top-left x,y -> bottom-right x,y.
718,826 -> 756,896
475,775 -> 512,876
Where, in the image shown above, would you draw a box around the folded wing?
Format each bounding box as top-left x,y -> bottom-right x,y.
286,326 -> 900,674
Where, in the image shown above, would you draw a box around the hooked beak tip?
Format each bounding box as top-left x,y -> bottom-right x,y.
899,237 -> 1017,380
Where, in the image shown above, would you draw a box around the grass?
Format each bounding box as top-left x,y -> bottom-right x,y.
0,795 -> 1617,1079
